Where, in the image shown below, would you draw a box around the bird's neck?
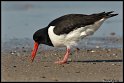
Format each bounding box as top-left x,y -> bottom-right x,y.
43,27 -> 54,47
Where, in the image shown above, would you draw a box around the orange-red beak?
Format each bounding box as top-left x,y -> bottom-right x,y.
31,42 -> 39,62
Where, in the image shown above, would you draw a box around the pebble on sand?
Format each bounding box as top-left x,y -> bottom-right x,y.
96,46 -> 100,48
90,50 -> 96,53
10,51 -> 16,55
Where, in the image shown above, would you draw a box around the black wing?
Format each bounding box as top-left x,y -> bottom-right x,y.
48,11 -> 118,35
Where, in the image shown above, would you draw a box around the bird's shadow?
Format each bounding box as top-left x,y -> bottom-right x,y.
68,59 -> 123,63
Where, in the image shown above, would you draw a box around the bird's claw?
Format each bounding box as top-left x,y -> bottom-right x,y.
54,60 -> 67,64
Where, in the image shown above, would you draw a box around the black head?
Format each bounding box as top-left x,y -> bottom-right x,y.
31,27 -> 49,62
33,27 -> 48,44
33,27 -> 53,46
31,27 -> 53,62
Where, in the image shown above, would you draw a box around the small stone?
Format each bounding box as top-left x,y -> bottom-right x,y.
13,65 -> 16,68
11,52 -> 15,55
103,79 -> 106,82
108,49 -> 111,52
54,79 -> 58,81
93,63 -> 96,64
75,71 -> 80,73
96,46 -> 100,48
42,76 -> 46,78
112,53 -> 117,56
112,63 -> 115,65
61,65 -> 64,67
10,50 -> 17,55
90,50 -> 95,53
44,65 -> 48,67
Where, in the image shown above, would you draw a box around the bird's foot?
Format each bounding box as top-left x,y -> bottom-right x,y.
54,60 -> 67,64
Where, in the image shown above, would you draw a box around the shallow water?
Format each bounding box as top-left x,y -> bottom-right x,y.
1,1 -> 123,49
1,37 -> 122,53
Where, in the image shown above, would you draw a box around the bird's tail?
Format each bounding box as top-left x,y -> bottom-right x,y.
98,11 -> 118,18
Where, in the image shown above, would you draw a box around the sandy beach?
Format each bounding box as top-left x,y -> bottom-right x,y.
1,46 -> 123,82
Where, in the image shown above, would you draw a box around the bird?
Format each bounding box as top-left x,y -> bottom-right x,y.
31,11 -> 118,64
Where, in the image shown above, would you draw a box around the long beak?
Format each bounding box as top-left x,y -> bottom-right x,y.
31,42 -> 39,62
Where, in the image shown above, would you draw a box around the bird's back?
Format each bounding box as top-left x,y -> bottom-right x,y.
48,11 -> 118,35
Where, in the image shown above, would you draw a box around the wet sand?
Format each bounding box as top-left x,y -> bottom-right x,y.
1,47 -> 123,82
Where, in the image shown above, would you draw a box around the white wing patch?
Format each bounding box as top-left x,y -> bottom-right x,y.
81,18 -> 105,37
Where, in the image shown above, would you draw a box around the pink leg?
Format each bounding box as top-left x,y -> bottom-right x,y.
55,47 -> 70,64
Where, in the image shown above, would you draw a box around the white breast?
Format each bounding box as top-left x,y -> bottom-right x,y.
48,18 -> 106,47
48,26 -> 65,47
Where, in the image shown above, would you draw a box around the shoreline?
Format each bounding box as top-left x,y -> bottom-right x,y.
1,48 -> 123,82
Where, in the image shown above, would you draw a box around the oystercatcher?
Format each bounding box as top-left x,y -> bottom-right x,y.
31,11 -> 118,64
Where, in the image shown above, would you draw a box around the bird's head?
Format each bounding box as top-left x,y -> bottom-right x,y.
33,31 -> 45,44
31,28 -> 48,62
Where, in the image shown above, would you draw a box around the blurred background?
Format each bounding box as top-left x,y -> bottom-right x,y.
1,1 -> 123,42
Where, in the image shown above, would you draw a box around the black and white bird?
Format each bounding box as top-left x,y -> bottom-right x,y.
31,11 -> 118,64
